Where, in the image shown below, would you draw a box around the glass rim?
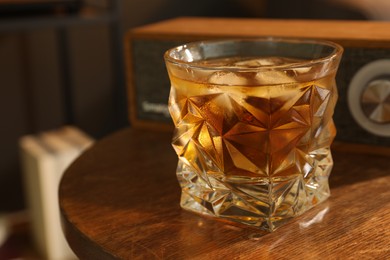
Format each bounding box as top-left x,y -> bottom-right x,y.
164,37 -> 344,72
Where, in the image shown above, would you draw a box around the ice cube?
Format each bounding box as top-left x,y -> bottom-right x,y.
255,70 -> 296,85
293,67 -> 312,74
232,57 -> 297,85
285,67 -> 312,78
234,58 -> 276,67
287,66 -> 315,82
234,57 -> 295,68
208,71 -> 248,86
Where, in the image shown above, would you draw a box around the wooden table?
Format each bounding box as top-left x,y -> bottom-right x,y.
59,128 -> 390,259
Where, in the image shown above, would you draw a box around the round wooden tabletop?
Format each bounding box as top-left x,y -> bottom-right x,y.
59,128 -> 390,259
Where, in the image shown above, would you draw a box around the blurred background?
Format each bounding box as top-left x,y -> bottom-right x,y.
0,0 -> 388,257
0,0 -> 378,213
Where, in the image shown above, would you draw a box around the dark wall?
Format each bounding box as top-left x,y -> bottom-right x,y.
265,0 -> 365,20
0,24 -> 122,211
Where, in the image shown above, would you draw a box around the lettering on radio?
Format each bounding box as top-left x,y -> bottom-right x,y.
142,101 -> 170,118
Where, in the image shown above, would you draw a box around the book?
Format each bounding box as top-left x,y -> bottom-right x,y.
19,126 -> 93,260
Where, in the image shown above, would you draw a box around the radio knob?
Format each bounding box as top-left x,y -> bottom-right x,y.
348,59 -> 390,137
360,79 -> 390,124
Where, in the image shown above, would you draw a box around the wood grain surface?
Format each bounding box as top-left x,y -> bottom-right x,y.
59,128 -> 390,259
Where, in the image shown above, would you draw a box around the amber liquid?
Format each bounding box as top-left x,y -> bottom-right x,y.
168,57 -> 338,230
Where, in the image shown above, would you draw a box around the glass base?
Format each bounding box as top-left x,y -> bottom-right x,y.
176,157 -> 332,232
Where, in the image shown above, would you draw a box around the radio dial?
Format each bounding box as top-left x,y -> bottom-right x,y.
360,79 -> 390,124
348,59 -> 390,137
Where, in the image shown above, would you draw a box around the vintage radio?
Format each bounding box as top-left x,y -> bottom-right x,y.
125,17 -> 390,146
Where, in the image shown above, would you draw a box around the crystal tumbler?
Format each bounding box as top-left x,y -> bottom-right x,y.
164,38 -> 343,231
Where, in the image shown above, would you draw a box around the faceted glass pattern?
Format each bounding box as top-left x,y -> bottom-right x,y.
165,39 -> 343,231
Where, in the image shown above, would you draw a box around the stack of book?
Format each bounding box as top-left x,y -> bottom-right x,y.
19,126 -> 94,260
